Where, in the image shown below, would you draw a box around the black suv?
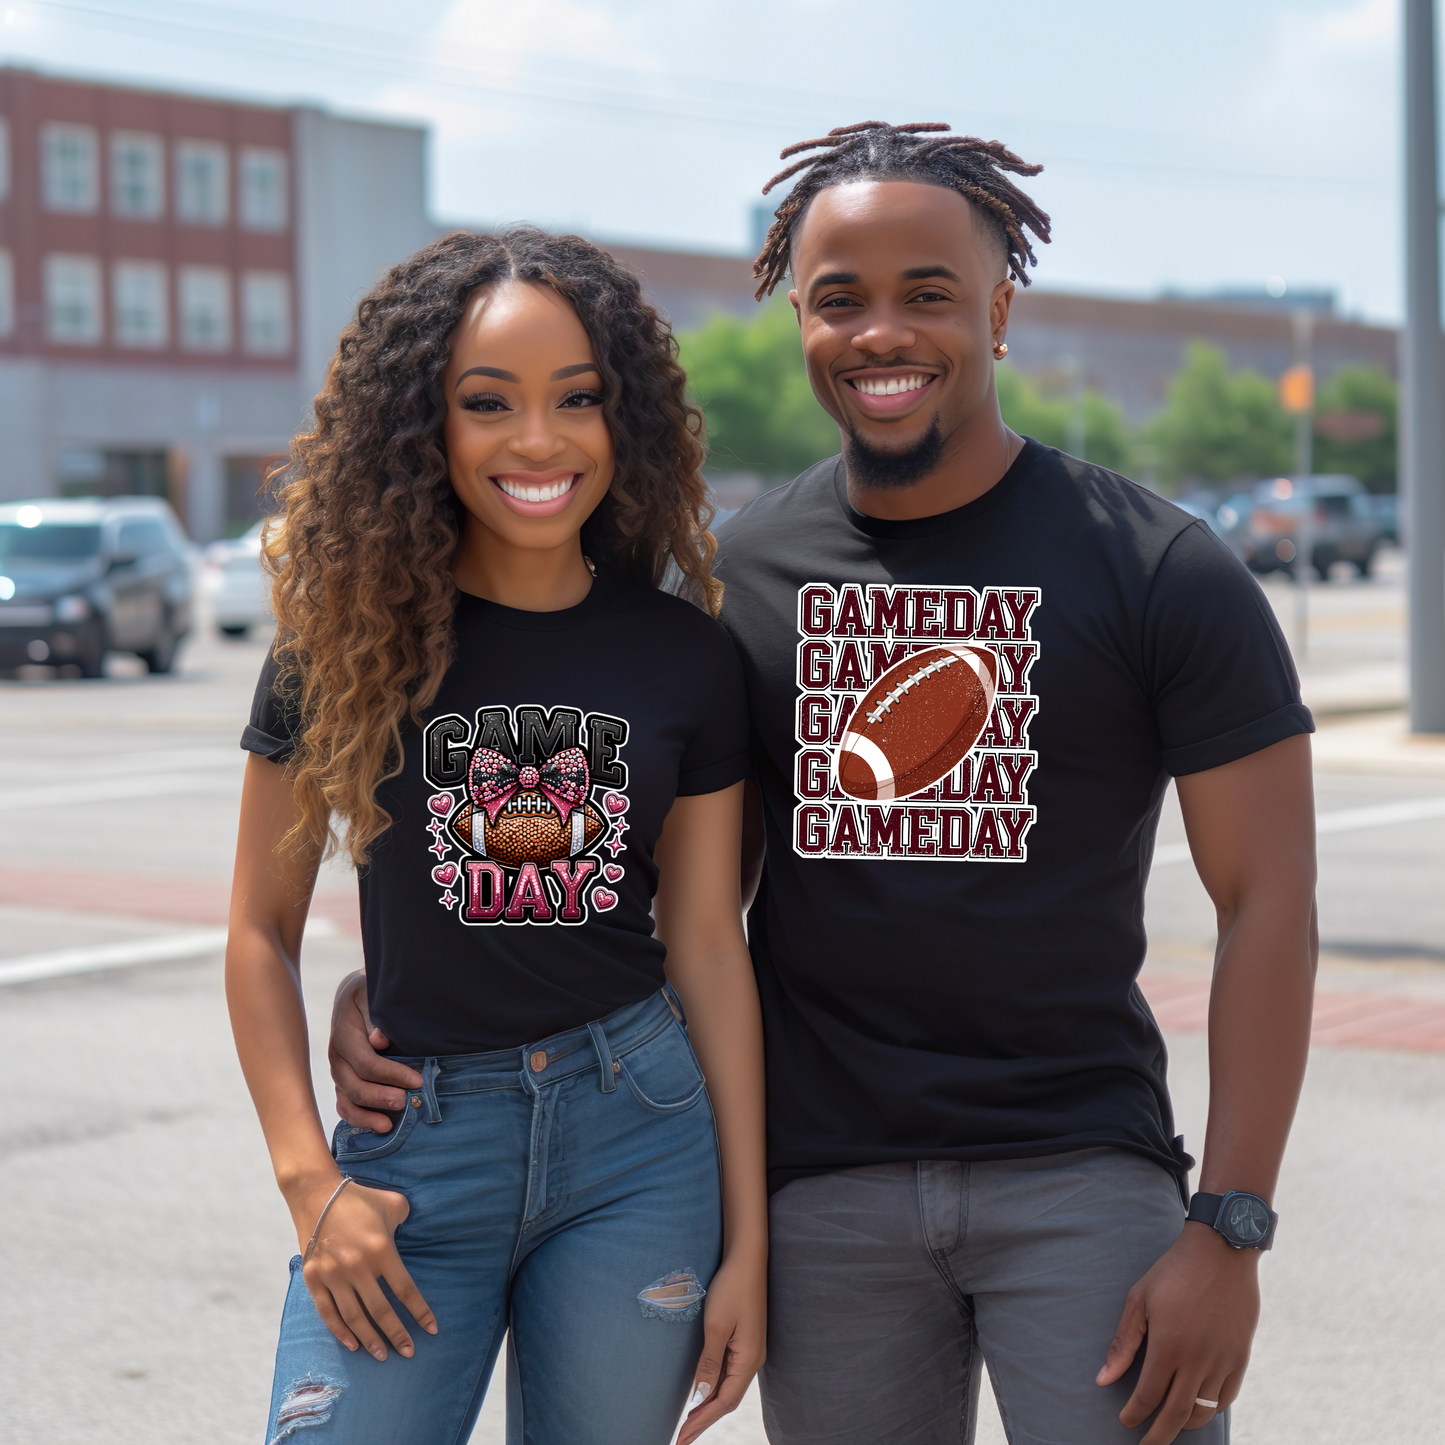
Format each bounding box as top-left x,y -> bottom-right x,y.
0,497 -> 195,677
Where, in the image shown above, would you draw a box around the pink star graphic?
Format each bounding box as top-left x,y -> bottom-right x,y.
438,890 -> 458,909
430,837 -> 451,860
426,818 -> 446,838
604,833 -> 627,857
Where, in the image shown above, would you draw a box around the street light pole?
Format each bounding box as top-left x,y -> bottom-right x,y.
1403,0 -> 1445,733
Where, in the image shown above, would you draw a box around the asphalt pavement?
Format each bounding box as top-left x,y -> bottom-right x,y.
3,572 -> 1443,1445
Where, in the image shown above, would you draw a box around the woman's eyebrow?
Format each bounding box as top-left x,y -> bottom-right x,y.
455,365 -> 519,387
551,362 -> 599,380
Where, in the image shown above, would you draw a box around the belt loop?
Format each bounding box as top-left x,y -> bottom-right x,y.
587,1020 -> 616,1093
421,1058 -> 443,1123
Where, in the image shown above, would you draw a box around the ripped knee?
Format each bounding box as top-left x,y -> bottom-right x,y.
637,1268 -> 706,1322
270,1374 -> 344,1442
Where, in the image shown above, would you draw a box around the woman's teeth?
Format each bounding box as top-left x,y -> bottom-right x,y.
496,476 -> 576,502
852,374 -> 932,397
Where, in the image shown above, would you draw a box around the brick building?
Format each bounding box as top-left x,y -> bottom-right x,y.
0,68 -> 433,537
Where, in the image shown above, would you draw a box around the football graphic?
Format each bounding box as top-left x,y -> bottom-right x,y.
448,792 -> 608,868
836,644 -> 998,802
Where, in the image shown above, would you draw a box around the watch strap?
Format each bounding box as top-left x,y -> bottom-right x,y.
1186,1191 -> 1224,1228
1187,1190 -> 1278,1250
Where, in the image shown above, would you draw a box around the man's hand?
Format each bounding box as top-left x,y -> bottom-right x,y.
1097,1223 -> 1259,1442
328,970 -> 423,1132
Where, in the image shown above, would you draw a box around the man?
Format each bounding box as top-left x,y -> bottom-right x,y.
327,122 -> 1316,1444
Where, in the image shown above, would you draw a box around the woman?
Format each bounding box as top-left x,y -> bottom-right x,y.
226,229 -> 766,1445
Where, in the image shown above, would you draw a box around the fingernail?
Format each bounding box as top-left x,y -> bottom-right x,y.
401,1346 -> 413,1358
689,1383 -> 711,1409
372,1348 -> 386,1361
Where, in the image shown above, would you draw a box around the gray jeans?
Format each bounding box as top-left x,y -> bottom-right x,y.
760,1149 -> 1229,1445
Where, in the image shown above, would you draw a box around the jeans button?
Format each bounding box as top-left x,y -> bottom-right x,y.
529,1050 -> 548,1072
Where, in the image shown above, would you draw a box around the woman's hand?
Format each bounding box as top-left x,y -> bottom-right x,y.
679,1249 -> 767,1445
288,1177 -> 438,1362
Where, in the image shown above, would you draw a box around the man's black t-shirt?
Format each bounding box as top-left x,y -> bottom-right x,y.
713,441 -> 1312,1191
242,572 -> 749,1054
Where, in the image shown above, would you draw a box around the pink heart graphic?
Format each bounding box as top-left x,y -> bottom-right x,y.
432,862 -> 458,887
591,887 -> 619,911
428,792 -> 455,817
603,863 -> 624,883
603,791 -> 629,816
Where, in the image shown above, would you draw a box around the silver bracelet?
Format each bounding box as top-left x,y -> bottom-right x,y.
303,1175 -> 354,1263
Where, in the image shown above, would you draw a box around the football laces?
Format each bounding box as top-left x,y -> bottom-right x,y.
866,654 -> 959,724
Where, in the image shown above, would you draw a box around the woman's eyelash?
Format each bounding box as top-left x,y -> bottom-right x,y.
459,391 -> 507,412
560,389 -> 605,407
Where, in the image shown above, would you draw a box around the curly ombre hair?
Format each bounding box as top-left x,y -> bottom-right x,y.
266,228 -> 717,864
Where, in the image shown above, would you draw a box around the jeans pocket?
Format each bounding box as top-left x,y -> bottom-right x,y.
617,1021 -> 709,1113
332,1099 -> 421,1164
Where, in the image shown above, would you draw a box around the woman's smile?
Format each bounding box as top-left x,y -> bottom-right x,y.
490,470 -> 583,516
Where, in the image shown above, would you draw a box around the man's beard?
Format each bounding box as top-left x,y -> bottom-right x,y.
843,419 -> 945,492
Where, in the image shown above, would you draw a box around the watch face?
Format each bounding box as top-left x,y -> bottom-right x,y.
1223,1194 -> 1271,1244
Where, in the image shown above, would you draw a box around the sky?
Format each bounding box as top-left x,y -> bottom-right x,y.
0,0 -> 1428,322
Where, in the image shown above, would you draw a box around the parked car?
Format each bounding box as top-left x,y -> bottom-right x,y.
1238,474 -> 1385,579
0,496 -> 194,676
207,518 -> 272,638
1364,493 -> 1399,545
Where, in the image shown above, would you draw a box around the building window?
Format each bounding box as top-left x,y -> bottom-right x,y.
0,248 -> 13,336
241,271 -> 291,355
113,261 -> 168,347
0,117 -> 10,201
179,265 -> 231,351
41,124 -> 100,213
111,132 -> 164,218
45,255 -> 104,343
239,148 -> 287,231
175,140 -> 228,225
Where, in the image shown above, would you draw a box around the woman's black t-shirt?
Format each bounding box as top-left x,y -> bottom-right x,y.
242,572 -> 750,1054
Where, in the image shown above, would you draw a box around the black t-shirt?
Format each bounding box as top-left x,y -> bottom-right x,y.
242,572 -> 749,1054
713,441 -> 1313,1191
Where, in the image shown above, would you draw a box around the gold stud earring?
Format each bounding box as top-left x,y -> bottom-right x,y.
992,340 -> 1009,359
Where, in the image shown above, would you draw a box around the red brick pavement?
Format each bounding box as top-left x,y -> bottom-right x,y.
3,866 -> 1441,1050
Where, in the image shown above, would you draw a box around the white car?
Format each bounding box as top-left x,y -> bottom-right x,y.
207,519 -> 272,638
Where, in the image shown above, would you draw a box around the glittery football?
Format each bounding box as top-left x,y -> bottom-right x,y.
836,645 -> 998,803
448,791 -> 607,867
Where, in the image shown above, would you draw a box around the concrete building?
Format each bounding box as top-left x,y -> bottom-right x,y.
0,68 -> 433,538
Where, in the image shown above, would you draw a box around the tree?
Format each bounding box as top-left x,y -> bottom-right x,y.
995,365 -> 1133,474
1148,342 -> 1293,489
1313,364 -> 1396,493
677,300 -> 839,481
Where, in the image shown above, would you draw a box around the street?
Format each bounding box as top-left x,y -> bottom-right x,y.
3,569 -> 1443,1445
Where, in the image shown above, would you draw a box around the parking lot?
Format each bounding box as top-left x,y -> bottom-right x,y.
3,566 -> 1444,1445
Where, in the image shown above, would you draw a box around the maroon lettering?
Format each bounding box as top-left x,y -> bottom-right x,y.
868,640 -> 910,681
940,759 -> 971,801
797,749 -> 832,801
550,859 -> 597,920
797,693 -> 832,743
996,642 -> 1038,695
972,808 -> 1005,858
864,806 -> 905,854
971,754 -> 1006,803
939,807 -> 971,856
942,588 -> 976,638
908,807 -> 938,856
830,695 -> 858,744
829,806 -> 864,854
800,639 -> 833,689
913,588 -> 942,639
796,805 -> 829,854
833,641 -> 869,691
869,586 -> 909,636
997,807 -> 1034,859
995,697 -> 1038,747
834,584 -> 869,637
975,590 -> 1010,640
1003,589 -> 1040,639
464,860 -> 505,921
999,753 -> 1035,801
800,585 -> 833,636
504,862 -> 554,922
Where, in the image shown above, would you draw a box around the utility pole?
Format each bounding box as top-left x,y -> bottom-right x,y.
1404,0 -> 1445,733
1280,311 -> 1316,655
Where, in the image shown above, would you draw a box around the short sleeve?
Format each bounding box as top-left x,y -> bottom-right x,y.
676,622 -> 751,796
240,646 -> 301,764
1144,521 -> 1314,776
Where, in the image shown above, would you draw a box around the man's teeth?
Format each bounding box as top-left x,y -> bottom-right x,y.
497,476 -> 576,502
853,374 -> 932,397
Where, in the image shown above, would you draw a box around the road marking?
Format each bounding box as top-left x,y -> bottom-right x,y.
1152,794 -> 1445,867
0,918 -> 336,986
0,770 -> 240,811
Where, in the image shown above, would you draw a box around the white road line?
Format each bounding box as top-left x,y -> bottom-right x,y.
0,918 -> 337,987
0,770 -> 240,811
1152,795 -> 1445,868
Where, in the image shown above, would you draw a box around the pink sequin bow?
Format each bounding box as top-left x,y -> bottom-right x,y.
468,746 -> 590,825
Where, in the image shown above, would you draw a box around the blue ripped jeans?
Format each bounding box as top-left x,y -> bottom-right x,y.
266,990 -> 722,1445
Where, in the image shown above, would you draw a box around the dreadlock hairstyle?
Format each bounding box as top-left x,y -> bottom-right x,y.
753,121 -> 1051,301
267,227 -> 716,865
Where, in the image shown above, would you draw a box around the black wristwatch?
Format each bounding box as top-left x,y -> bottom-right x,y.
1186,1191 -> 1277,1250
